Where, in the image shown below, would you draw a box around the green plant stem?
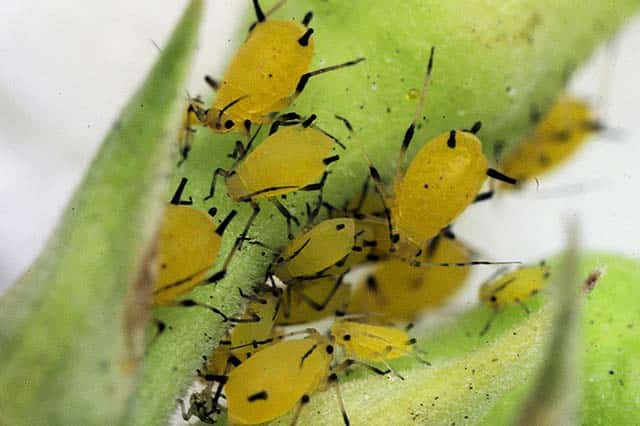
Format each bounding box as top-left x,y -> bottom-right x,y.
0,2 -> 203,425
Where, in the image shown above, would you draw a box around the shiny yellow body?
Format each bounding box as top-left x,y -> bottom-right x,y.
225,335 -> 331,425
330,320 -> 413,362
479,263 -> 550,307
153,205 -> 221,305
392,131 -> 488,245
501,97 -> 598,184
276,277 -> 351,325
225,124 -> 334,201
207,20 -> 314,133
350,237 -> 471,320
273,218 -> 357,281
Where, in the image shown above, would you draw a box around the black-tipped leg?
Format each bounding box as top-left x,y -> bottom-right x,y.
177,299 -> 261,323
252,0 -> 266,22
487,168 -> 517,185
328,373 -> 350,425
479,309 -> 499,336
204,168 -> 232,201
290,394 -> 311,426
204,75 -> 220,91
474,190 -> 494,203
271,199 -> 300,239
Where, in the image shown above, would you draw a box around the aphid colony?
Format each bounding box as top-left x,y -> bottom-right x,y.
151,1 -> 603,424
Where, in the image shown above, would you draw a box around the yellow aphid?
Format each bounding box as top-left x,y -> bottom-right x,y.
276,276 -> 351,325
501,96 -> 601,185
272,218 -> 363,281
224,121 -> 339,201
342,48 -> 517,251
350,236 -> 471,320
330,320 -> 414,362
221,319 -> 420,425
391,129 -> 491,245
225,334 -> 333,425
204,115 -> 342,240
153,205 -> 221,305
479,262 -> 551,308
189,0 -> 363,136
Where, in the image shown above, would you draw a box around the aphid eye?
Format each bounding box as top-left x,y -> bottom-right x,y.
225,120 -> 235,129
325,344 -> 334,354
343,334 -> 351,341
490,295 -> 497,302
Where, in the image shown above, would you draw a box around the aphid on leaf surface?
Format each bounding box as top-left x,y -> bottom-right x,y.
210,319 -> 425,425
500,96 -> 603,187
152,201 -> 235,306
182,0 -> 364,158
204,114 -> 344,240
478,261 -> 551,335
350,232 -> 472,321
340,47 -> 517,253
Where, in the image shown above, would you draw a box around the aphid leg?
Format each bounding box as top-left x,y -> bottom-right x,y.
204,75 -> 220,91
515,299 -> 531,315
269,112 -> 303,134
170,177 -> 194,205
394,46 -> 435,183
229,328 -> 319,352
204,168 -> 232,201
381,359 -> 404,380
294,273 -> 347,312
290,394 -> 311,426
473,190 -> 495,203
234,201 -> 261,250
335,358 -> 392,376
252,0 -> 266,22
479,309 -> 499,336
486,168 -> 518,186
143,319 -> 167,353
270,199 -> 300,239
229,124 -> 262,163
294,57 -> 366,96
335,114 -> 399,250
175,299 -> 261,323
352,176 -> 371,214
327,373 -> 350,426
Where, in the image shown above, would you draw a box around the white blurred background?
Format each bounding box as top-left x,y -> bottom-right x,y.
1,1 -> 639,293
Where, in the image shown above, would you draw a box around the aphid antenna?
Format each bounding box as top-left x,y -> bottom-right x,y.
334,114 -> 398,250
479,309 -> 499,336
407,259 -> 522,269
228,328 -> 319,351
395,46 -> 436,184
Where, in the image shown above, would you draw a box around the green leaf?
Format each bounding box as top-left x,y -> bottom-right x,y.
129,0 -> 639,424
266,248 -> 638,426
481,253 -> 640,425
0,1 -> 203,425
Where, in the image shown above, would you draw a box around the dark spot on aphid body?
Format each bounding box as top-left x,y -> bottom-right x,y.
336,223 -> 346,231
248,390 -> 268,402
326,345 -> 334,354
343,334 -> 351,341
423,184 -> 429,189
538,154 -> 550,166
224,120 -> 234,129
